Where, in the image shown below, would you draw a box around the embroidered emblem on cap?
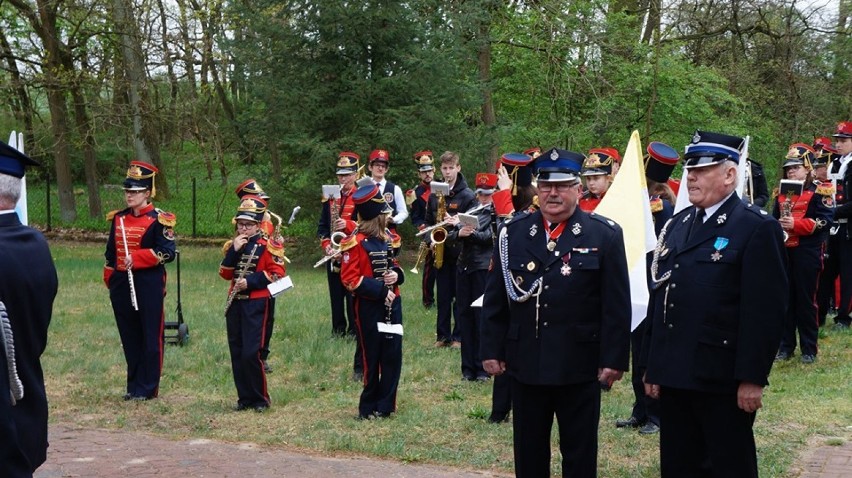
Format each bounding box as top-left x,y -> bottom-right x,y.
692,132 -> 701,143
550,150 -> 559,161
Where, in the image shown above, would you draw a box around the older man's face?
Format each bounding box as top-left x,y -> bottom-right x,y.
537,180 -> 581,222
686,162 -> 737,209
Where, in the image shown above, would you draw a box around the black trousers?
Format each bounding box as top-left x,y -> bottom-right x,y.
110,270 -> 165,399
435,260 -> 460,342
779,244 -> 823,356
457,268 -> 486,378
816,233 -> 838,325
511,379 -> 600,478
260,297 -> 275,360
326,263 -> 362,373
836,235 -> 852,326
354,297 -> 403,417
490,373 -> 512,417
629,319 -> 659,425
226,298 -> 271,408
660,387 -> 758,478
421,249 -> 437,307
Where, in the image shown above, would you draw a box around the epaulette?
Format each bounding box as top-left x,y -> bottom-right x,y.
589,212 -> 619,229
338,233 -> 359,252
815,181 -> 835,196
222,240 -> 233,256
404,189 -> 416,206
744,204 -> 770,217
157,210 -> 177,228
105,210 -> 119,222
504,209 -> 532,226
266,239 -> 285,258
650,197 -> 663,213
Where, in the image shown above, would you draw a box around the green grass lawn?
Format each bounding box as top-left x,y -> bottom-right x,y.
44,240 -> 852,476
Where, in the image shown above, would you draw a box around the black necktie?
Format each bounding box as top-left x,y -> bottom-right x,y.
688,208 -> 704,240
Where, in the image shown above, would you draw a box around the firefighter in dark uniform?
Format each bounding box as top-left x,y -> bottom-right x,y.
235,179 -> 279,372
407,151 -> 437,308
317,152 -> 359,339
425,151 -> 476,347
813,140 -> 842,325
772,144 -> 833,363
0,141 -> 58,475
340,183 -> 404,419
481,148 -> 631,478
642,131 -> 788,478
454,172 -> 496,381
578,147 -> 619,212
828,121 -> 852,328
104,161 -> 176,401
615,141 -> 680,436
220,196 -> 287,412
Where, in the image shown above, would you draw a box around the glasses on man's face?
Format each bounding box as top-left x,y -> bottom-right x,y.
236,222 -> 257,230
538,183 -> 577,193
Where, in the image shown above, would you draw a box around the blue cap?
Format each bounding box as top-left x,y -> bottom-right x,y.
534,148 -> 584,182
235,195 -> 268,223
684,131 -> 745,169
0,141 -> 40,178
353,183 -> 392,221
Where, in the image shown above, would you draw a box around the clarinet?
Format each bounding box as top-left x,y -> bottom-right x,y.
224,242 -> 259,314
118,216 -> 139,311
384,237 -> 394,326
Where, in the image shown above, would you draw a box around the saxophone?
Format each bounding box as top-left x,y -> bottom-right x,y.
432,191 -> 447,269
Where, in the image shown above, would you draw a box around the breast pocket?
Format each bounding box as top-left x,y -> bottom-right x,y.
692,247 -> 739,286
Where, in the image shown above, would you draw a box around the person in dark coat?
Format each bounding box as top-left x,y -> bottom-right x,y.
104,161 -> 176,401
0,141 -> 58,475
407,151 -> 437,308
643,130 -> 788,478
481,148 -> 631,478
424,151 -> 476,347
827,121 -> 852,328
772,144 -> 833,363
340,183 -> 404,419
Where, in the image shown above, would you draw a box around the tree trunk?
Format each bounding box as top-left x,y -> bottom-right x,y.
0,30 -> 34,143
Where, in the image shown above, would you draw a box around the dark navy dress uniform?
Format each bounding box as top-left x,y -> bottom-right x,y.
316,183 -> 358,336
772,180 -> 833,359
409,180 -> 436,307
831,151 -> 852,327
425,172 -> 476,343
643,193 -> 788,477
0,210 -> 58,472
481,205 -> 631,477
104,197 -> 176,400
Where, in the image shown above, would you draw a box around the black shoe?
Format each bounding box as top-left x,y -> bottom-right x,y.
374,411 -> 393,418
423,301 -> 434,309
352,371 -> 364,382
124,394 -> 150,402
253,404 -> 269,413
775,351 -> 793,361
123,393 -> 133,401
263,361 -> 272,373
615,416 -> 642,428
233,402 -> 250,411
834,321 -> 851,330
639,422 -> 660,435
488,412 -> 509,423
801,354 -> 816,364
475,375 -> 490,383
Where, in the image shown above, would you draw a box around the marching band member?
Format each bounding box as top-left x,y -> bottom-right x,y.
366,149 -> 408,241
407,151 -> 437,308
827,121 -> 852,328
772,144 -> 833,364
813,143 -> 842,325
220,196 -> 286,412
455,173 -> 497,382
104,161 -> 176,401
340,183 -> 404,419
578,147 -> 619,212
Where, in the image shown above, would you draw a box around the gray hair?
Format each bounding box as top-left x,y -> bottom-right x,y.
0,173 -> 22,209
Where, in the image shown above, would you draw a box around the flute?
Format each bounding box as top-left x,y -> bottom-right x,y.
224,242 -> 259,314
119,216 -> 139,311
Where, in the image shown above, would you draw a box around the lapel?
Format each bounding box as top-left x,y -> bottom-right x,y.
680,194 -> 741,253
546,209 -> 586,269
524,211 -> 553,266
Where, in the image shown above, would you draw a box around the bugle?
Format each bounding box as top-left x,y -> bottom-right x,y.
415,202 -> 488,237
410,240 -> 429,274
119,216 -> 139,311
313,229 -> 357,268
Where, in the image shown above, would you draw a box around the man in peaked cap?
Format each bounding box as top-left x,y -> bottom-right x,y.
104,160 -> 177,402
0,141 -> 58,475
828,121 -> 852,328
642,130 -> 787,478
407,151 -> 437,308
317,151 -> 362,377
481,147 -> 630,477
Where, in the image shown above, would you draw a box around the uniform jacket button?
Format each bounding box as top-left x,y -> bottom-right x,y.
667,323 -> 674,329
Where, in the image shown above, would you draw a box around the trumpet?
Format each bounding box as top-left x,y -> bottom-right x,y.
313,229 -> 357,268
415,202 -> 488,237
410,240 -> 429,274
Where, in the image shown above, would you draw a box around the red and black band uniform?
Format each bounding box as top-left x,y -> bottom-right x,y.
577,190 -> 603,212
424,173 -> 476,344
316,186 -> 358,336
453,202 -> 494,380
772,181 -> 834,357
817,158 -> 843,324
104,204 -> 176,399
340,232 -> 404,418
409,181 -> 436,307
827,155 -> 852,327
219,233 -> 286,409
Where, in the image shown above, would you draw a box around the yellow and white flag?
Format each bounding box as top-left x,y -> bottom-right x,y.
596,130 -> 657,331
